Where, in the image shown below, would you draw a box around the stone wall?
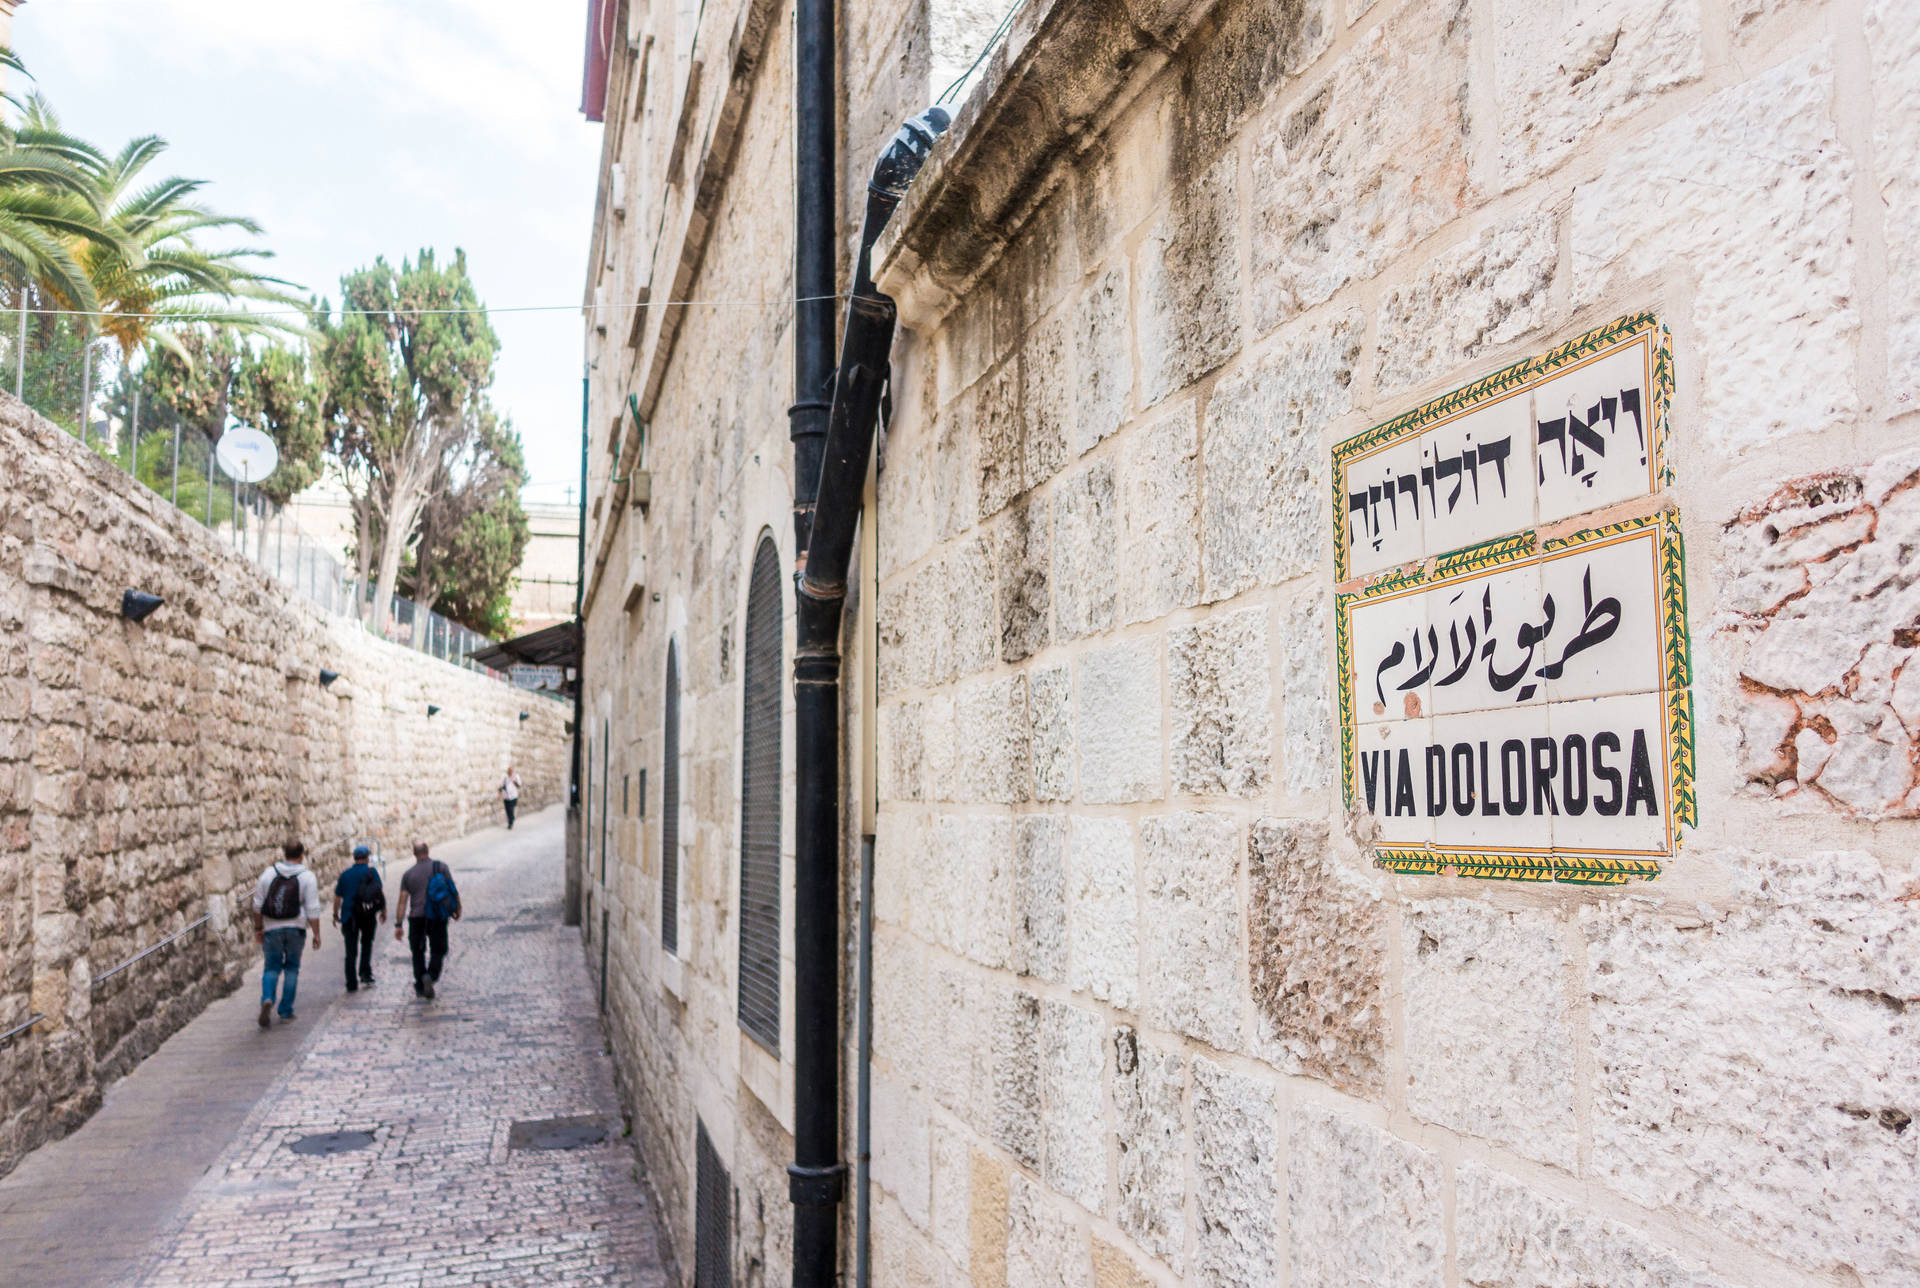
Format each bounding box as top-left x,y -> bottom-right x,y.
580,0 -> 1920,1284
0,394 -> 568,1178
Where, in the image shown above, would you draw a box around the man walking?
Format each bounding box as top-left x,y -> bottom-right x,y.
499,766 -> 522,829
332,844 -> 387,992
252,841 -> 321,1028
395,841 -> 461,999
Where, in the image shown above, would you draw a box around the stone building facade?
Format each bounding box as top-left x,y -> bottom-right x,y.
0,396 -> 569,1178
578,0 -> 1918,1284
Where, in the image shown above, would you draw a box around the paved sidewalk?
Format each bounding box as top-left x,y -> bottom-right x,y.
0,806 -> 671,1288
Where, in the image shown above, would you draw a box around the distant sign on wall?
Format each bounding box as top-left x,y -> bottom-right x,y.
1333,313 -> 1695,885
509,665 -> 567,691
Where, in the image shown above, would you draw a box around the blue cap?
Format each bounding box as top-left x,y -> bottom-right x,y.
352,844 -> 371,859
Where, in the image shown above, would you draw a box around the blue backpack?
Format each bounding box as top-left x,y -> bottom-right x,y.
425,862 -> 459,920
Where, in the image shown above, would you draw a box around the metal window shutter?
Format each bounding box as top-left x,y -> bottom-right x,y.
737,536 -> 782,1049
694,1119 -> 732,1288
661,644 -> 681,955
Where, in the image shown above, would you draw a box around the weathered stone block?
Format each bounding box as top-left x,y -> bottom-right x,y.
1039,999 -> 1106,1211
1076,637 -> 1162,803
1288,1104 -> 1445,1288
1053,461 -> 1118,641
1024,314 -> 1072,490
1871,0 -> 1920,403
1201,311 -> 1359,601
1571,47 -> 1856,450
1404,899 -> 1578,1169
931,1120 -> 973,1270
1075,262 -> 1133,455
972,1150 -> 1010,1287
1247,819 -> 1384,1095
1170,607 -> 1272,797
1193,1056 -> 1279,1288
1583,850 -> 1920,1281
1115,403 -> 1200,626
1248,0 -> 1471,330
1068,817 -> 1137,1009
997,501 -> 1050,664
1111,1025 -> 1185,1268
1136,150 -> 1241,409
1279,589 -> 1333,793
880,700 -> 925,801
1007,1171 -> 1089,1288
1491,0 -> 1702,187
1140,812 -> 1242,1050
1028,664 -> 1075,802
992,987 -> 1042,1168
871,1066 -> 932,1229
976,365 -> 1024,519
956,674 -> 1031,804
1377,213 -> 1560,399
1013,815 -> 1067,981
1456,1162 -> 1743,1288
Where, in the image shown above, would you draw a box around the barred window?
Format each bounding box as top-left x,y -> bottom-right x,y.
661,642 -> 681,956
737,535 -> 782,1049
694,1118 -> 732,1288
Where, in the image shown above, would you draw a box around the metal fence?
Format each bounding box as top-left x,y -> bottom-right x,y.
5,305 -> 504,676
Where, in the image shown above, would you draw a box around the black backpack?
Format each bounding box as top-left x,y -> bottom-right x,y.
262,867 -> 303,920
352,869 -> 385,917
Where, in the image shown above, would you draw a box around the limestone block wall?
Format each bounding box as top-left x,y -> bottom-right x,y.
0,394 -> 567,1179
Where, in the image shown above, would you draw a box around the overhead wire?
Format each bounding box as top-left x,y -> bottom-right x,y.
937,0 -> 1029,104
15,292 -> 853,322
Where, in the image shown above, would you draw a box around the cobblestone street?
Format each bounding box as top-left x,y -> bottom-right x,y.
0,806 -> 671,1288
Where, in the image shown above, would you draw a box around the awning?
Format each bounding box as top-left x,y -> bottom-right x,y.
469,619 -> 582,674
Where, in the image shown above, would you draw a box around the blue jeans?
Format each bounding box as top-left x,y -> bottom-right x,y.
261,927 -> 306,1017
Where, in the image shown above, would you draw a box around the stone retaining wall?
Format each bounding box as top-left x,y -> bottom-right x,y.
0,393 -> 569,1178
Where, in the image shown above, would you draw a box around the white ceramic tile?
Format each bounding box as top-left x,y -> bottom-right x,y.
1342,434 -> 1426,578
1347,585 -> 1432,725
1538,528 -> 1665,704
1534,335 -> 1658,524
1428,706 -> 1558,854
1418,392 -> 1534,558
1424,560 -> 1547,717
1544,692 -> 1672,856
1351,717 -> 1433,848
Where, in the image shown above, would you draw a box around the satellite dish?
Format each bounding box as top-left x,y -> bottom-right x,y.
215,426 -> 279,484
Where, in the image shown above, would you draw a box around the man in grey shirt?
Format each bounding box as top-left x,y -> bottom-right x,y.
394,841 -> 462,998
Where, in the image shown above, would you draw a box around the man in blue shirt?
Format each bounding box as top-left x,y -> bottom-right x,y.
331,845 -> 387,992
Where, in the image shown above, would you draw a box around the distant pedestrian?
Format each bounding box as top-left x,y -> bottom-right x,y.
332,844 -> 387,992
252,841 -> 321,1028
499,766 -> 522,829
395,841 -> 462,999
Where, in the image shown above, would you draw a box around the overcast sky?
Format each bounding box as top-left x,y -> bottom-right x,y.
13,0 -> 604,503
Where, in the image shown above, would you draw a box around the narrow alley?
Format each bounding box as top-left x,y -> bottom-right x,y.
0,808 -> 671,1288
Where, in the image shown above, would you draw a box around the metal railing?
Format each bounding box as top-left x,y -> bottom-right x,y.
92,915 -> 213,987
0,1013 -> 44,1047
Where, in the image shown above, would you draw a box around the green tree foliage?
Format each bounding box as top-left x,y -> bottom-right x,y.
318,249 -> 503,639
401,406 -> 530,636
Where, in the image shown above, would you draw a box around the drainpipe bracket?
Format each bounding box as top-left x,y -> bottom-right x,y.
788,1161 -> 847,1206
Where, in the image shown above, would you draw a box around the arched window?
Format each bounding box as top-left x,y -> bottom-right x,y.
661,642 -> 681,956
737,535 -> 782,1049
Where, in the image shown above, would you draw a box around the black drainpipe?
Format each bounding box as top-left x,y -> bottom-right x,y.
567,371 -> 590,927
789,106 -> 949,1288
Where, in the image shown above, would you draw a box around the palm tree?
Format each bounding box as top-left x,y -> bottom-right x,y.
0,52 -> 117,316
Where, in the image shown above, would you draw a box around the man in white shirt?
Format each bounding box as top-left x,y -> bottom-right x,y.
251,841 -> 322,1028
499,766 -> 522,829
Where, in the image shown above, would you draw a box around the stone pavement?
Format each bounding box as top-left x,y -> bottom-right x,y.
0,805 -> 672,1288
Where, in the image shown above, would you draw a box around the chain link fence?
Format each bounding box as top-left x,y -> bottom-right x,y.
4,303 -> 505,676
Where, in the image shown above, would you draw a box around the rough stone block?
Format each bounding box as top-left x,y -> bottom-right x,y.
956,674 -> 1032,804
872,1066 -> 932,1229
1140,812 -> 1242,1050
880,700 -> 925,802
1404,900 -> 1578,1169
1491,0 -> 1702,187
1288,1104 -> 1445,1288
959,816 -> 1017,970
1871,0 -> 1920,402
1028,663 -> 1075,801
1007,1171 -> 1089,1288
1013,815 -> 1067,981
1024,314 -> 1072,490
1111,1025 -> 1185,1268
1076,637 -> 1162,803
1068,817 -> 1137,1009
1053,461 -> 1118,641
1170,607 -> 1272,797
1571,47 -> 1856,450
1179,0 -> 1335,158
1136,150 -> 1241,409
1456,1162 -> 1743,1288
1075,262 -> 1133,455
971,1150 -> 1010,1287
1279,590 -> 1333,793
931,1120 -> 973,1270
997,501 -> 1050,664
1201,311 -> 1359,601
1247,819 -> 1385,1095
1115,403 -> 1200,626
1193,1056 -> 1279,1288
1248,0 -> 1471,330
1583,850 -> 1920,1282
1039,999 -> 1106,1211
976,365 -> 1024,519
1377,213 -> 1560,399
991,988 -> 1043,1169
